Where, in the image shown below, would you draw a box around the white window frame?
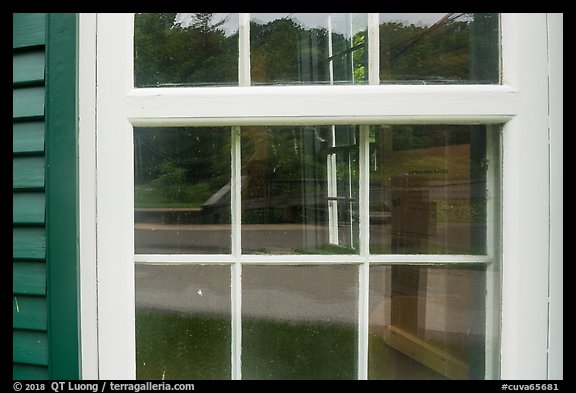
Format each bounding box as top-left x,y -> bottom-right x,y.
77,13 -> 563,380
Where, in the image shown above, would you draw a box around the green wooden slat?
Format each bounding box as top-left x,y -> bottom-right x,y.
13,363 -> 49,380
13,227 -> 46,260
13,193 -> 45,225
13,156 -> 45,190
13,50 -> 45,85
13,13 -> 46,49
13,122 -> 45,155
13,330 -> 49,366
13,262 -> 46,296
13,86 -> 45,119
13,295 -> 47,331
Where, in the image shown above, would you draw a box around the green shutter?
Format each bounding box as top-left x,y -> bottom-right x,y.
13,12 -> 81,380
13,13 -> 46,49
13,13 -> 48,379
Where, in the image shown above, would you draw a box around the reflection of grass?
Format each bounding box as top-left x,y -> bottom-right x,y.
136,310 -> 357,380
243,318 -> 357,380
136,310 -> 231,380
294,243 -> 358,255
134,183 -> 212,209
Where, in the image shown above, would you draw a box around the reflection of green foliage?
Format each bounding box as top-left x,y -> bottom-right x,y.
243,318 -> 357,379
136,311 -> 357,380
379,13 -> 498,83
135,13 -> 498,86
150,161 -> 187,201
135,182 -> 213,209
392,125 -> 470,151
134,127 -> 231,208
134,13 -> 238,87
136,310 -> 231,380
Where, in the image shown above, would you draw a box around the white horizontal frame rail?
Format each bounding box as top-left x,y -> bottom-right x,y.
127,85 -> 518,126
134,254 -> 493,265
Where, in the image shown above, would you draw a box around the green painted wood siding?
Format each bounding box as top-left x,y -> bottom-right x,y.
13,13 -> 48,379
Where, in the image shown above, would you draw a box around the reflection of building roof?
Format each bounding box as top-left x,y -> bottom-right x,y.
202,176 -> 248,208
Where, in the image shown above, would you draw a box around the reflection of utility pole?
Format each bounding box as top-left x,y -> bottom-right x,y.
326,14 -> 357,248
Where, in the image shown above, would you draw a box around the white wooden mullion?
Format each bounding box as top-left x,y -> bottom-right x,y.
95,12 -> 136,379
78,12 -> 99,380
499,13 -> 551,379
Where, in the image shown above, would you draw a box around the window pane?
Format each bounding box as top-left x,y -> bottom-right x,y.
369,125 -> 496,254
134,127 -> 231,254
242,265 -> 358,379
134,13 -> 239,87
136,264 -> 231,379
250,13 -> 368,85
369,265 -> 492,379
241,126 -> 359,254
379,13 -> 499,84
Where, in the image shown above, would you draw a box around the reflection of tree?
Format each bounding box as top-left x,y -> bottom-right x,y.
134,127 -> 230,207
380,13 -> 499,82
134,13 -> 238,87
134,13 -> 498,86
133,13 -> 497,208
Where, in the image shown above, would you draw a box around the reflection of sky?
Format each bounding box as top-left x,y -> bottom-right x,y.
175,13 -> 458,36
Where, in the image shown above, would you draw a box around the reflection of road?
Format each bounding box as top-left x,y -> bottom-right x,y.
136,262 -> 482,335
136,264 -> 358,324
135,223 -> 332,254
135,222 -> 484,254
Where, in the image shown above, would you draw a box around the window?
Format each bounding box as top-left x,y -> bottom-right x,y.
87,13 -> 557,380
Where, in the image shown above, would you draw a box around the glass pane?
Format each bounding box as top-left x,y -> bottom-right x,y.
136,264 -> 231,379
250,13 -> 368,85
369,265 -> 492,380
369,125 -> 496,254
242,265 -> 358,379
379,13 -> 499,84
241,126 -> 359,254
134,127 -> 231,254
134,13 -> 239,87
